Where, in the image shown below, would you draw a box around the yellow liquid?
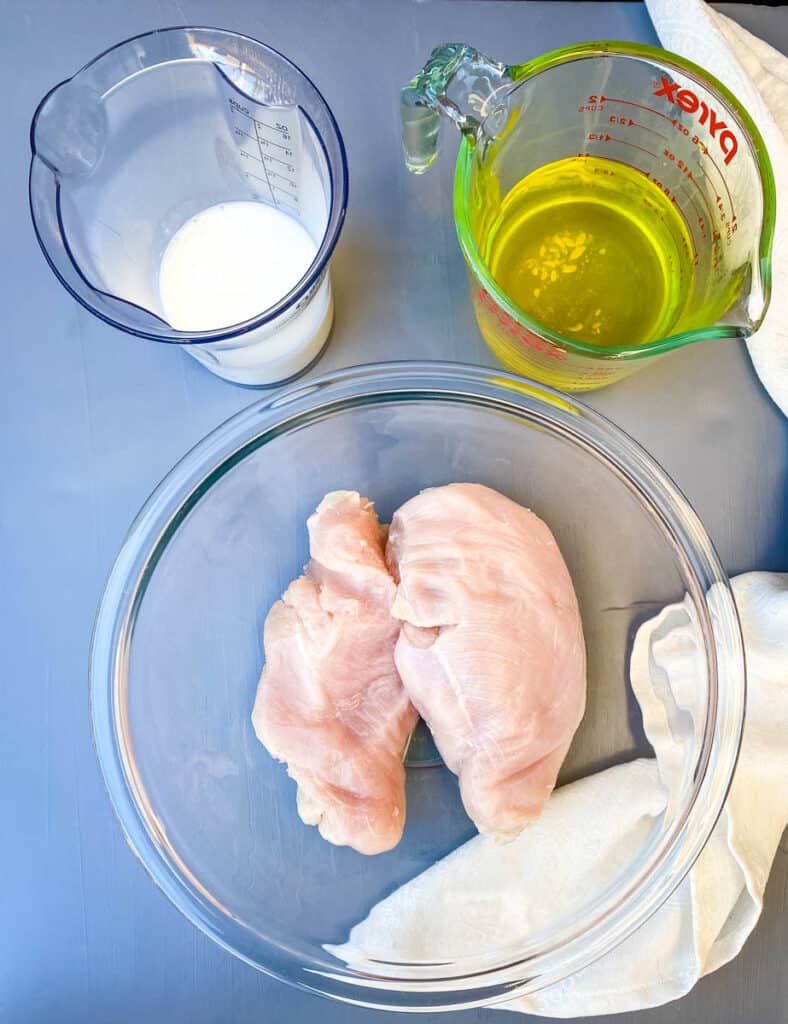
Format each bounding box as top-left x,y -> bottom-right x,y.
480,156 -> 695,349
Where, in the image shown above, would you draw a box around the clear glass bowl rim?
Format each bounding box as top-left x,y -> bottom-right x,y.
89,361 -> 745,1011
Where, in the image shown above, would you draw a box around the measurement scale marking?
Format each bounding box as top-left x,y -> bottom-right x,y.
681,188 -> 707,247
232,106 -> 290,138
601,96 -> 671,121
267,169 -> 297,188
605,136 -> 660,159
255,120 -> 282,132
687,170 -> 717,230
253,121 -> 278,206
703,149 -> 736,221
634,122 -> 669,141
263,153 -> 296,171
260,137 -> 293,154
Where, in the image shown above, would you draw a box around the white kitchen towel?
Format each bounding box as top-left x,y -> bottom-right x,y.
646,0 -> 788,417
330,573 -> 788,1015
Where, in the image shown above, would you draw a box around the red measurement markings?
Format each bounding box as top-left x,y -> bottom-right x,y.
608,114 -> 668,141
693,158 -> 737,245
711,230 -> 723,270
680,186 -> 704,224
663,148 -> 716,231
667,117 -> 691,140
589,132 -> 660,161
680,188 -> 706,260
694,158 -> 715,192
641,169 -> 680,206
598,95 -> 671,121
477,290 -> 566,361
687,188 -> 714,245
689,140 -> 736,224
608,136 -> 660,159
704,147 -> 737,223
667,115 -> 736,221
688,174 -> 716,235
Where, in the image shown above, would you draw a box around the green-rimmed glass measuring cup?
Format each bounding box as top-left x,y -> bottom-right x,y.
401,42 -> 775,391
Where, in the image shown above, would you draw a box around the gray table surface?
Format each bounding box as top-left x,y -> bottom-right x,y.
2,2 -> 787,1022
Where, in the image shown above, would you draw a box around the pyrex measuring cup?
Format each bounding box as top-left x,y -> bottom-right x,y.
401,42 -> 775,390
30,27 -> 348,387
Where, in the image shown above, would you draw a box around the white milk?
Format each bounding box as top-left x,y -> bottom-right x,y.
158,201 -> 333,386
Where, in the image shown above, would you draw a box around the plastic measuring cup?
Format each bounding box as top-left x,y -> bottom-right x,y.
401,42 -> 775,391
29,27 -> 348,387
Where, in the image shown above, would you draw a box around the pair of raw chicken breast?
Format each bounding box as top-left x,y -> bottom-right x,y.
252,483 -> 586,855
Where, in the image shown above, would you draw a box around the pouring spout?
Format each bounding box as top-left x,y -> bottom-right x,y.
400,43 -> 512,173
31,79 -> 106,178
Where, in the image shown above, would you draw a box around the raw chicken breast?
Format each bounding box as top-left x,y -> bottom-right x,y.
252,491 -> 417,855
386,483 -> 586,841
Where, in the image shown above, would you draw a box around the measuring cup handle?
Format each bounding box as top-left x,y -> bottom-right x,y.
400,43 -> 512,173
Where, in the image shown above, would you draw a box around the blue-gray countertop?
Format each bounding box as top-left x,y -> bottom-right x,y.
2,3 -> 786,1022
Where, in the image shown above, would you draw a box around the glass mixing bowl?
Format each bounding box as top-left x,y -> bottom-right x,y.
90,363 -> 745,1010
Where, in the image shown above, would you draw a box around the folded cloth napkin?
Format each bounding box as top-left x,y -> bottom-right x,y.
329,574 -> 788,1015
646,0 -> 788,417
